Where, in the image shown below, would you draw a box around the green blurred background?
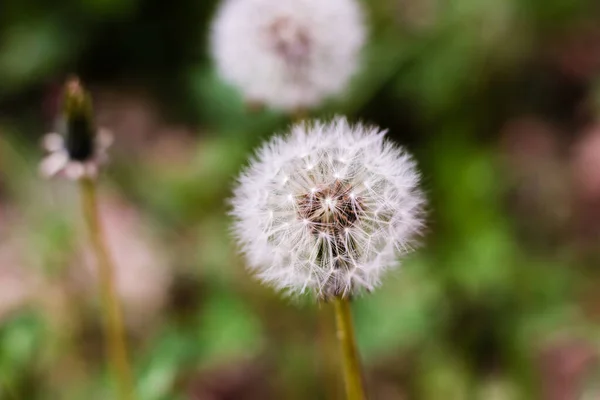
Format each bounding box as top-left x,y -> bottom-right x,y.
1,0 -> 600,398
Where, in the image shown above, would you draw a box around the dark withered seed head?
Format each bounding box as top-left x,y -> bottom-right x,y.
62,78 -> 96,161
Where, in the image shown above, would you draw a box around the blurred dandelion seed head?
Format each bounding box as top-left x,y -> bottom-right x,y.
210,0 -> 366,111
231,117 -> 425,299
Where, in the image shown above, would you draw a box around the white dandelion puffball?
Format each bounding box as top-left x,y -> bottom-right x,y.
231,117 -> 425,299
211,0 -> 366,111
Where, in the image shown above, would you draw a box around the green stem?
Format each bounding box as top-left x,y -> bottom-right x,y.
293,108 -> 307,123
79,178 -> 135,400
333,296 -> 366,400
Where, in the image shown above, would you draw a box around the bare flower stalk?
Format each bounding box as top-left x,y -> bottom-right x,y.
79,177 -> 135,400
333,296 -> 365,400
41,78 -> 135,399
293,108 -> 307,123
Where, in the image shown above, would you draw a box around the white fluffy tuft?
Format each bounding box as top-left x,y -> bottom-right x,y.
210,0 -> 366,111
231,117 -> 426,298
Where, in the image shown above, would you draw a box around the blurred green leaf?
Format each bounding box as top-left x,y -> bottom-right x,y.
197,288 -> 264,363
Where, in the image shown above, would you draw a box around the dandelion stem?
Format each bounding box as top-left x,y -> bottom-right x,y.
333,295 -> 366,400
293,108 -> 307,122
79,177 -> 135,400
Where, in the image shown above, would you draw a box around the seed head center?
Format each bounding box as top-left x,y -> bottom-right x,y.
268,17 -> 311,66
297,180 -> 363,236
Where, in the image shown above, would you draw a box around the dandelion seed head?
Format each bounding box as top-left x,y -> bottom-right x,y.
211,0 -> 366,111
231,117 -> 426,299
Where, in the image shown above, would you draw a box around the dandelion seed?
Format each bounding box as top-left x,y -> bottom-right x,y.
211,0 -> 366,111
231,117 -> 426,299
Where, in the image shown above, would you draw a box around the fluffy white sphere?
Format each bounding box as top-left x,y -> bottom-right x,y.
231,117 -> 425,298
210,0 -> 366,111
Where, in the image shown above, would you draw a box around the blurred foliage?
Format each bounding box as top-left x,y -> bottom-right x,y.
1,0 -> 600,399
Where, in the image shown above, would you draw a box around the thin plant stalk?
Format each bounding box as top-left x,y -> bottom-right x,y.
293,108 -> 307,123
333,295 -> 366,400
317,303 -> 340,400
79,177 -> 135,400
